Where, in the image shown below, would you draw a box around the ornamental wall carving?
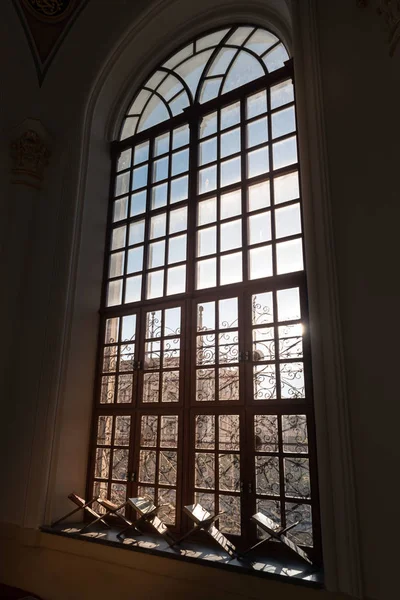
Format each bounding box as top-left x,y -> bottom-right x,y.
10,129 -> 50,190
358,0 -> 400,56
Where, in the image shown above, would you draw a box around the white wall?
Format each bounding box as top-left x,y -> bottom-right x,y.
1,1 -> 398,599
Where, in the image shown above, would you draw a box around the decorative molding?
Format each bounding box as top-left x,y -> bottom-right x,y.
358,0 -> 400,56
12,0 -> 90,86
10,120 -> 51,189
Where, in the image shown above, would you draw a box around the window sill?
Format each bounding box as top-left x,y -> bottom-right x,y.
41,523 -> 323,589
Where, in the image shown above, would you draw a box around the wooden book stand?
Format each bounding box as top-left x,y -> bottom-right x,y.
51,493 -> 109,529
171,503 -> 237,559
244,512 -> 312,565
116,497 -> 175,545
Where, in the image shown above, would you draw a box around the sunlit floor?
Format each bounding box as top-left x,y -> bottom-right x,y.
41,523 -> 323,587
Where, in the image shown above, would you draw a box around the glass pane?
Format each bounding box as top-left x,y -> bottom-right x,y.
197,301 -> 215,331
97,415 -> 113,445
155,132 -> 170,156
117,374 -> 133,403
200,137 -> 217,166
198,197 -> 217,225
159,451 -> 177,485
196,368 -> 215,401
247,90 -> 267,119
273,136 -> 297,169
200,111 -> 217,138
282,415 -> 308,453
248,147 -> 269,178
255,455 -> 280,495
275,203 -> 302,238
219,454 -> 240,491
284,457 -> 310,498
168,234 -> 187,264
109,252 -> 124,278
272,106 -> 296,138
248,180 -> 270,211
252,292 -> 274,325
147,270 -> 164,299
220,190 -> 241,220
198,226 -> 217,257
220,220 -> 242,251
195,453 -> 215,489
248,211 -> 271,245
129,220 -> 145,245
127,246 -> 143,274
111,226 -> 126,250
125,275 -> 141,303
195,415 -> 215,449
199,165 -> 217,194
286,502 -> 313,547
253,327 -> 275,361
263,43 -> 289,73
279,323 -> 303,359
164,307 -> 181,336
223,51 -> 264,93
170,175 -> 188,203
256,499 -> 281,537
219,297 -> 238,329
173,125 -> 189,149
140,415 -> 158,446
129,88 -> 151,115
115,172 -> 130,197
148,241 -> 165,269
169,207 -> 187,234
254,415 -> 278,452
151,183 -> 168,210
172,149 -> 189,176
276,239 -> 303,274
95,448 -> 110,479
131,191 -> 146,216
160,416 -> 179,448
219,415 -> 240,450
209,47 -> 237,76
277,288 -> 301,321
221,102 -> 241,130
249,246 -> 273,280
139,450 -> 157,483
220,157 -> 241,187
150,213 -> 166,239
200,78 -> 222,103
158,489 -> 177,526
220,252 -> 242,285
196,28 -> 230,51
274,171 -> 299,205
107,280 -> 122,307
134,141 -> 149,165
112,449 -> 129,480
143,372 -> 160,403
105,317 -> 119,344
118,148 -> 132,171
146,310 -> 162,338
221,128 -> 240,158
247,117 -> 268,148
167,265 -> 186,295
120,116 -> 138,140
101,376 -> 115,404
254,364 -> 277,399
218,367 -> 239,401
197,258 -> 216,289
132,165 -> 148,190
103,346 -> 118,372
153,157 -> 168,185
113,197 -> 128,222
271,79 -> 294,109
280,362 -> 305,399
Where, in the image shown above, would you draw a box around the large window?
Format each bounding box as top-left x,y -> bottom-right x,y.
88,25 -> 320,561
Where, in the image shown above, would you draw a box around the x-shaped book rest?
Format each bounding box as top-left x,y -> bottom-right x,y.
116,497 -> 176,545
170,503 -> 237,559
243,512 -> 312,565
51,493 -> 110,529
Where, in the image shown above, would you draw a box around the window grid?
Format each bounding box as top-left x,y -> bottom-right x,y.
89,46 -> 321,562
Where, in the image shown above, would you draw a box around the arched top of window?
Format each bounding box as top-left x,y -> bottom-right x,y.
120,25 -> 289,140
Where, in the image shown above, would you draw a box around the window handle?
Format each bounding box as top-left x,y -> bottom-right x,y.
240,481 -> 253,494
128,471 -> 136,482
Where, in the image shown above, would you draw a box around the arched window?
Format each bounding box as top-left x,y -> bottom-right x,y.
90,24 -> 320,561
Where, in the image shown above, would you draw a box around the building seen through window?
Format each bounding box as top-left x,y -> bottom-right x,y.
89,24 -> 320,560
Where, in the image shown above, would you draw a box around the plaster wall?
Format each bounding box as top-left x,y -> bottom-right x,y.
0,1 -> 398,599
